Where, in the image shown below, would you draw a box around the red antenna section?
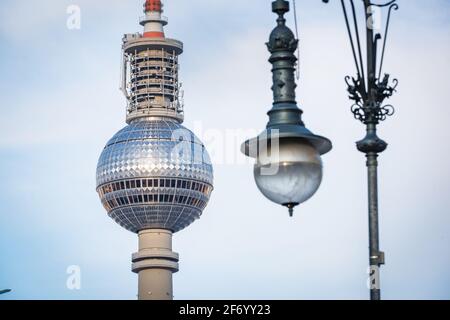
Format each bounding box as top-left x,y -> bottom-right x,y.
144,0 -> 163,13
142,0 -> 165,38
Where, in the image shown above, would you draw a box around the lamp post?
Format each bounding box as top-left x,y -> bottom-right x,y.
241,0 -> 332,217
0,289 -> 12,295
323,0 -> 399,300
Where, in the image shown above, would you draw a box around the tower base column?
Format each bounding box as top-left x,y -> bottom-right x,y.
132,229 -> 179,300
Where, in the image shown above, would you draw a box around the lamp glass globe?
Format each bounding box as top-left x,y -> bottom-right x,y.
253,139 -> 323,207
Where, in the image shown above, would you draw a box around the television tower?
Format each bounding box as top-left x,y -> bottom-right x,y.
96,0 -> 214,300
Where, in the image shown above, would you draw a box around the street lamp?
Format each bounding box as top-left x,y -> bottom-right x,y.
0,289 -> 12,295
241,0 -> 332,217
323,0 -> 399,300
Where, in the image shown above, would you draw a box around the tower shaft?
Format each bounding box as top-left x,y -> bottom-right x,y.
132,229 -> 179,300
96,0 -> 213,301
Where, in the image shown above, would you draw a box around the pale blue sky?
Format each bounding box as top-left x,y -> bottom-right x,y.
0,0 -> 449,300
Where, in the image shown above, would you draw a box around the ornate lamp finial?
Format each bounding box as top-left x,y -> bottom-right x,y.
272,0 -> 290,20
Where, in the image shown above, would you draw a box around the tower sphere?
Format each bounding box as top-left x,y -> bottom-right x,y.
96,118 -> 213,234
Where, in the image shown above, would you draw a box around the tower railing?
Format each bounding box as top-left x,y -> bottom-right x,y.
122,47 -> 184,122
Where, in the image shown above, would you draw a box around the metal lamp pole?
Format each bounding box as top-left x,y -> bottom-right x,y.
323,0 -> 399,300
